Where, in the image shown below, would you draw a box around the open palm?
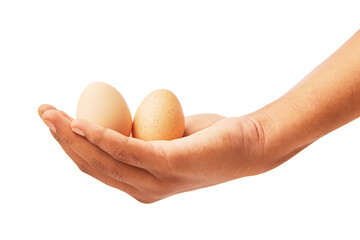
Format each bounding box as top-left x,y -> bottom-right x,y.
39,104 -> 276,203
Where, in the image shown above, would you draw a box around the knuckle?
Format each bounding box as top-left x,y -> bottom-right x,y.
112,146 -> 128,161
50,131 -> 62,143
89,160 -> 105,172
61,136 -> 72,146
110,168 -> 125,182
93,127 -> 107,146
53,134 -> 62,143
112,146 -> 143,167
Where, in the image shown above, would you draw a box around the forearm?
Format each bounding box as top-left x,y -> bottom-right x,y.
250,30 -> 360,158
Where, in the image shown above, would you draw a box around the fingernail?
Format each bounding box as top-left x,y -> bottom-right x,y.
44,120 -> 56,133
72,127 -> 85,137
38,111 -> 43,118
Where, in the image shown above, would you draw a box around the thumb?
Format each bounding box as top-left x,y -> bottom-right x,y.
184,114 -> 224,136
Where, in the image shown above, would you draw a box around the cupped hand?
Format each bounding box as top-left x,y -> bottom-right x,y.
38,104 -> 270,203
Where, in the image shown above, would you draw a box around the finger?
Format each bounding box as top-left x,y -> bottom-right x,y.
58,110 -> 73,121
48,130 -> 141,199
42,110 -> 157,189
38,104 -> 73,121
38,104 -> 56,117
184,113 -> 224,136
71,118 -> 159,170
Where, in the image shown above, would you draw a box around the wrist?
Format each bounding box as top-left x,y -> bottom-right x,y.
245,98 -> 314,168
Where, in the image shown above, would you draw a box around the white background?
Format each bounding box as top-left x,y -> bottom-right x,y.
1,1 -> 359,239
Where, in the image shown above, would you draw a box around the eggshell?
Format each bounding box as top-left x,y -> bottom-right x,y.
76,82 -> 132,136
133,89 -> 185,141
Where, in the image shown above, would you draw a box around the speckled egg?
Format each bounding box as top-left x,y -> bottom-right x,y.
133,89 -> 185,141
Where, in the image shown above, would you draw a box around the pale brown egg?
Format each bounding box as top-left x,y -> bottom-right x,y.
76,82 -> 132,136
133,89 -> 185,141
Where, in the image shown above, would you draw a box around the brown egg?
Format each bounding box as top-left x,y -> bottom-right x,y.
76,82 -> 132,136
133,89 -> 185,141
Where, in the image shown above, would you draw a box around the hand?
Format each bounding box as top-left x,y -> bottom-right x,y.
38,31 -> 360,203
38,104 -> 283,203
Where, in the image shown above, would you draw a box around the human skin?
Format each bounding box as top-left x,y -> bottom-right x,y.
39,30 -> 360,203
